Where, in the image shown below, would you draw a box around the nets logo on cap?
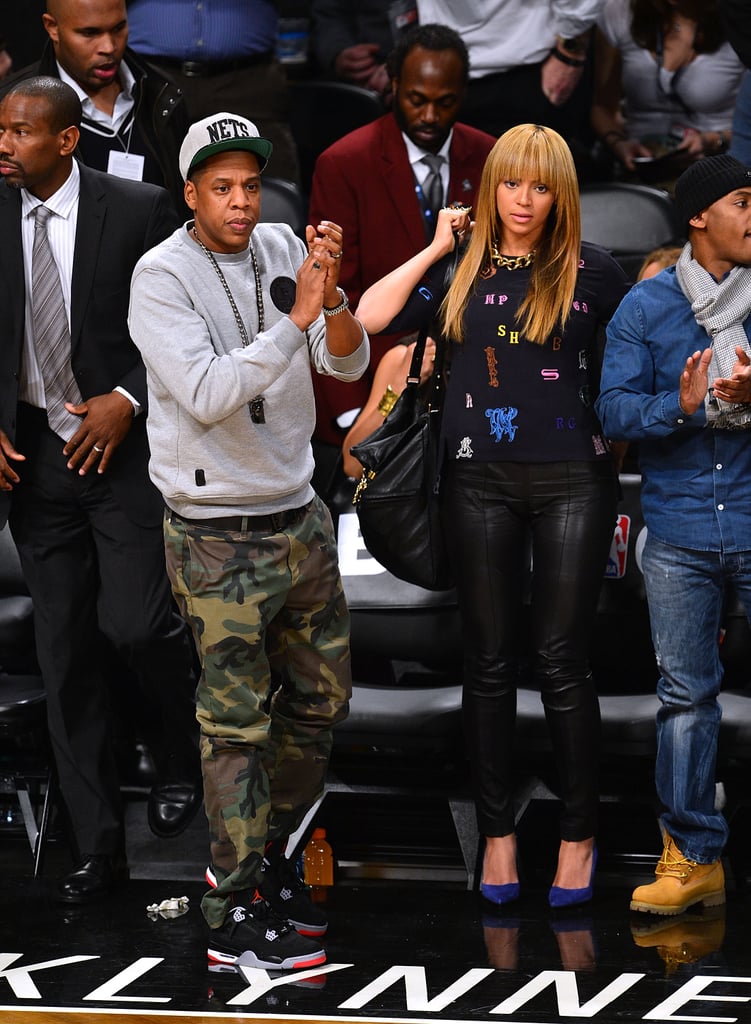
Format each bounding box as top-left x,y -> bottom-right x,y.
179,111 -> 274,180
205,116 -> 254,144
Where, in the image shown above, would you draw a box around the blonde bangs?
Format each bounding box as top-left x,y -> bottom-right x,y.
492,127 -> 571,198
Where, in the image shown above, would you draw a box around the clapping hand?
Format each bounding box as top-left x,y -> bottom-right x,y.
711,347 -> 751,405
679,348 -> 712,415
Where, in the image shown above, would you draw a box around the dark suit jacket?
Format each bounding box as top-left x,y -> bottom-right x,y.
307,113 -> 496,444
0,164 -> 179,528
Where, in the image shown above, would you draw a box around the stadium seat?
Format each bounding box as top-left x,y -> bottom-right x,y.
580,182 -> 680,279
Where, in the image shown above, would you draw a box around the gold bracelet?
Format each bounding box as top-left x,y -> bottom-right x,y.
377,385 -> 398,417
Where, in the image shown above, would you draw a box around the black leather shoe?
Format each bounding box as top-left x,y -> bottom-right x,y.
148,779 -> 203,838
56,854 -> 129,904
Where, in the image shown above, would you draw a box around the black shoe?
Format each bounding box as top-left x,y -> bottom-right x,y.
206,859 -> 329,937
207,894 -> 327,970
148,779 -> 203,838
56,854 -> 129,904
259,856 -> 329,936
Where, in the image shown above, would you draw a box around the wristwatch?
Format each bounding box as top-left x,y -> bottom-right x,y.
322,286 -> 350,317
556,34 -> 587,55
551,47 -> 586,66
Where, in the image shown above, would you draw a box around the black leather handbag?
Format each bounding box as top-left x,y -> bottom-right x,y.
349,327 -> 453,591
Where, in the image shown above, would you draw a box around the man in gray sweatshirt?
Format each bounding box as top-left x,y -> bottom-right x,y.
128,112 -> 369,971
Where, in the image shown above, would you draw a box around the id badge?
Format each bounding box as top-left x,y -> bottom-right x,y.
107,150 -> 145,181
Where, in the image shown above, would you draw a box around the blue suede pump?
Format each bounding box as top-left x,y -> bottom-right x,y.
548,847 -> 598,908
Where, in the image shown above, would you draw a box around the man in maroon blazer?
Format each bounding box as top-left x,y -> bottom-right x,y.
308,22 -> 496,450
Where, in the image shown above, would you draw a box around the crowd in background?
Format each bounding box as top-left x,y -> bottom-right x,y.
3,0 -> 748,189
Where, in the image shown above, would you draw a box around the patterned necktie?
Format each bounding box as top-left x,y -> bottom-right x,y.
421,153 -> 444,227
31,205 -> 83,440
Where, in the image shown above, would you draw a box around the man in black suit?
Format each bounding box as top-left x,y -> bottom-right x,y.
0,76 -> 199,902
0,0 -> 188,214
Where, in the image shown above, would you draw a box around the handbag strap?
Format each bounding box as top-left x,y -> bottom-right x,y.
405,324 -> 429,386
404,228 -> 459,404
404,324 -> 447,413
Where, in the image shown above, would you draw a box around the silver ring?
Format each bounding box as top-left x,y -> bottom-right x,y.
313,260 -> 321,270
332,251 -> 343,259
93,445 -> 103,453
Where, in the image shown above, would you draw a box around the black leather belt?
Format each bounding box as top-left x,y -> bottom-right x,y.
167,503 -> 309,533
156,53 -> 272,77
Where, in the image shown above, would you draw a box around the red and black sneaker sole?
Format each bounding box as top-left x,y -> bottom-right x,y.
207,946 -> 327,970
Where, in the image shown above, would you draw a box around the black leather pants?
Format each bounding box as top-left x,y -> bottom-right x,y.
441,460 -> 618,840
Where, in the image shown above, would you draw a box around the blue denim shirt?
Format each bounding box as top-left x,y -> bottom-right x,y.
595,266 -> 751,553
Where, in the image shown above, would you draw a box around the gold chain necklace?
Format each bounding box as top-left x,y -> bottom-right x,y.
490,245 -> 536,270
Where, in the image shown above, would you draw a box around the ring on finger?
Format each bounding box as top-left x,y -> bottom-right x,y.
313,260 -> 321,270
93,445 -> 103,453
332,251 -> 343,259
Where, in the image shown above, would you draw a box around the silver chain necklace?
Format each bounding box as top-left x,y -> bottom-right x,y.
191,223 -> 266,422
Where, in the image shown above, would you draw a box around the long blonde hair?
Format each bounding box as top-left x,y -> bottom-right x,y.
441,124 -> 582,346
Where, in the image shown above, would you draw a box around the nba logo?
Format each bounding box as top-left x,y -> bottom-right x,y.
605,515 -> 630,579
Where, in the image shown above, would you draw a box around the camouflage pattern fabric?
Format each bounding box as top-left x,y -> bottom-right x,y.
163,495 -> 351,927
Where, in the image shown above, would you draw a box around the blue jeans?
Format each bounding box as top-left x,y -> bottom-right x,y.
642,535 -> 751,862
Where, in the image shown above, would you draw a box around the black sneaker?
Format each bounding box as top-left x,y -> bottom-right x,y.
259,855 -> 329,937
206,861 -> 329,937
207,894 -> 326,970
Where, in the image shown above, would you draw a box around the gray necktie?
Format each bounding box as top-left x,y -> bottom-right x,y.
31,205 -> 83,440
421,153 -> 444,224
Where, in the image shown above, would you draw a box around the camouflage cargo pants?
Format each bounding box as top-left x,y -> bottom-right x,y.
163,495 -> 351,927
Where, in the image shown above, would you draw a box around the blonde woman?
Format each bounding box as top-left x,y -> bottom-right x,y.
355,124 -> 630,907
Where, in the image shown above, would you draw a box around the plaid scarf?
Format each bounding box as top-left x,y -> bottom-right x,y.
675,242 -> 751,429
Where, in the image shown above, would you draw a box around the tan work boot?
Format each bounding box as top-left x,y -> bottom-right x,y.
630,833 -> 725,916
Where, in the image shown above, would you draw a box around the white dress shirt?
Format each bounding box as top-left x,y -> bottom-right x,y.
402,130 -> 453,207
57,58 -> 136,136
416,0 -> 604,77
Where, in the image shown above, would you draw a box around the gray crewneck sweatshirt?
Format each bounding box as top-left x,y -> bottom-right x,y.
128,222 -> 368,517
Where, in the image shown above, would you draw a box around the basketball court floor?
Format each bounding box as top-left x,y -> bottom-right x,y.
1,784 -> 749,1024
